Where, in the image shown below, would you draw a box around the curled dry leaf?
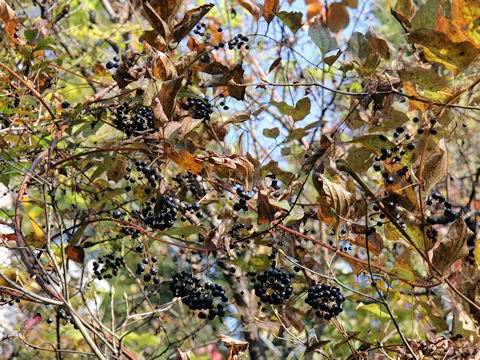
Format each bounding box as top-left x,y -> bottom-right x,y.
420,138 -> 447,196
263,0 -> 279,23
176,348 -> 191,360
143,1 -> 170,40
234,0 -> 262,21
315,174 -> 354,231
432,216 -> 472,275
113,63 -> 143,89
147,0 -> 181,22
256,190 -> 284,224
145,42 -> 177,81
175,49 -> 208,75
159,76 -> 183,120
219,334 -> 249,360
195,153 -> 254,187
227,64 -> 246,100
172,4 -> 215,43
223,110 -> 251,125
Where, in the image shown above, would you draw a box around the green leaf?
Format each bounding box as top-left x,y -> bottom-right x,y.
24,29 -> 38,44
346,146 -> 373,173
270,97 -> 311,121
398,67 -> 449,91
263,127 -> 280,138
358,303 -> 390,320
276,11 -> 302,35
308,16 -> 338,55
249,254 -> 271,270
411,0 -> 438,31
352,135 -> 395,153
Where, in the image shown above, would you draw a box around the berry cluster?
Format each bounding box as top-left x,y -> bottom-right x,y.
135,252 -> 160,284
169,271 -> 228,320
147,195 -> 179,230
250,267 -> 294,305
233,187 -> 251,212
227,33 -> 249,50
92,253 -> 124,280
114,104 -> 154,136
426,193 -> 458,225
106,56 -> 120,70
180,97 -> 213,121
305,282 -> 345,320
173,172 -> 205,198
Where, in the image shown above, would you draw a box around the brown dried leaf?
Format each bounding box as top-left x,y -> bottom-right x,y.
195,153 -> 255,185
235,0 -> 262,21
263,0 -> 279,23
161,76 -> 183,118
139,30 -> 166,51
145,42 -> 177,81
348,224 -> 384,255
172,4 -> 215,43
327,3 -> 349,33
315,174 -> 354,231
0,0 -> 22,42
179,117 -> 203,138
223,110 -> 251,125
227,64 -> 246,100
148,0 -> 181,22
420,138 -> 447,196
112,63 -> 143,89
268,57 -> 282,73
219,334 -> 249,360
143,1 -> 170,39
432,216 -> 472,274
175,49 -> 207,75
257,190 -> 283,224
165,148 -> 203,174
153,97 -> 169,128
66,245 -> 85,264
107,159 -> 128,182
176,348 -> 191,360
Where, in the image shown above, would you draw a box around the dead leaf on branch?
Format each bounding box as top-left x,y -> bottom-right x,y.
195,153 -> 254,187
263,0 -> 279,23
159,76 -> 183,120
219,334 -> 249,360
113,62 -> 143,89
144,42 -> 177,81
235,0 -> 262,21
0,0 -> 23,43
327,2 -> 349,33
175,348 -> 191,360
222,110 -> 251,125
19,313 -> 42,336
165,148 -> 203,174
256,190 -> 284,224
66,245 -> 85,264
175,48 -> 208,75
143,1 -> 170,40
145,0 -> 181,22
172,4 -> 215,43
432,216 -> 472,275
419,138 -> 447,196
315,174 -> 354,231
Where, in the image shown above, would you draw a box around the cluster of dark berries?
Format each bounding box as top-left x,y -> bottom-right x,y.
180,97 -> 213,121
147,195 -> 179,230
173,172 -> 205,198
228,222 -> 253,240
135,253 -> 160,284
217,259 -> 237,273
170,271 -> 228,320
114,104 -> 154,136
267,174 -> 283,198
92,253 -> 124,280
0,296 -> 20,306
249,267 -> 294,305
305,282 -> 345,320
57,308 -> 78,329
227,33 -> 249,50
106,56 -> 120,70
426,193 -> 458,224
193,22 -> 207,36
233,187 -> 251,212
